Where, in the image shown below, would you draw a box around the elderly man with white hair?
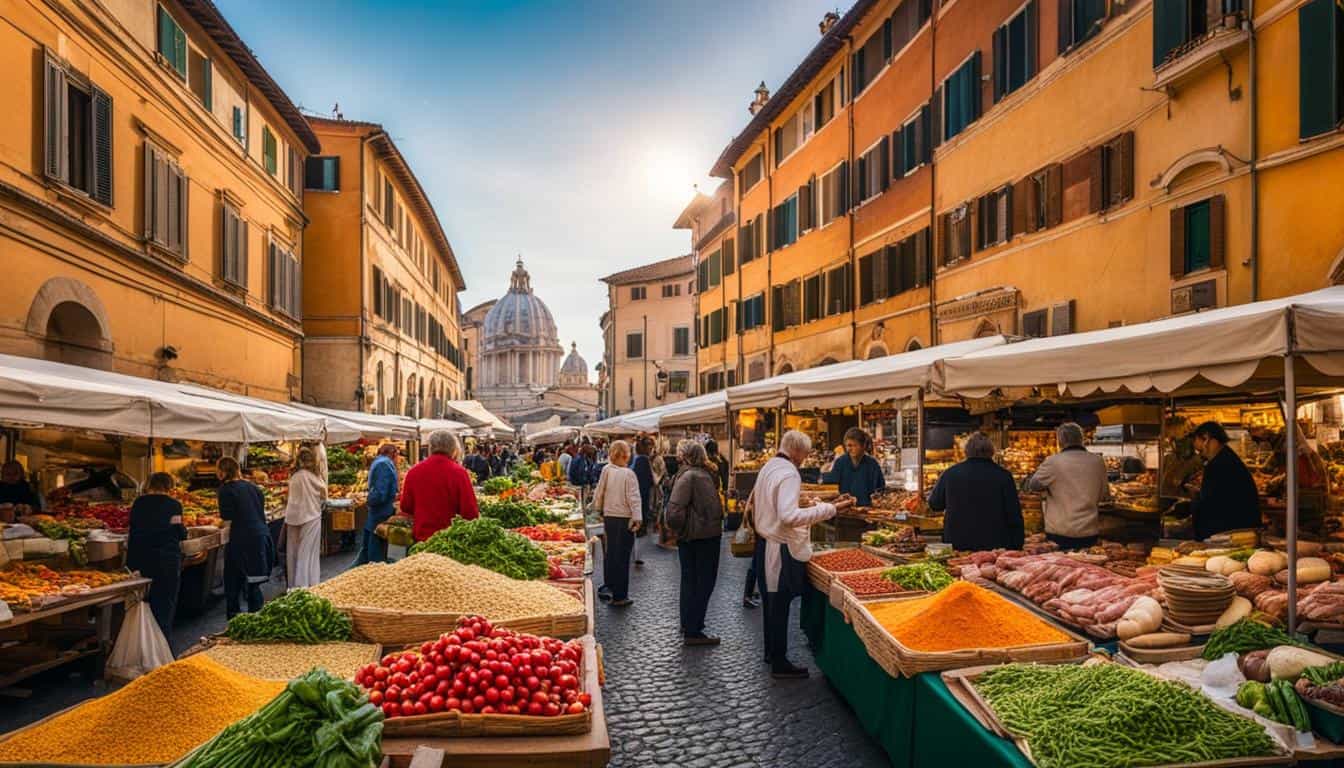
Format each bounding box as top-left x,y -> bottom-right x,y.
400,429 -> 479,543
1024,422 -> 1109,550
752,429 -> 852,678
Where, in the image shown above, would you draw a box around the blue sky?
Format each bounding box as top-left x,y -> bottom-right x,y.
218,0 -> 834,375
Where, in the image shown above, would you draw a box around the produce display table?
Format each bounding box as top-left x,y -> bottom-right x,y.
801,587 -> 1031,768
379,632 -> 610,768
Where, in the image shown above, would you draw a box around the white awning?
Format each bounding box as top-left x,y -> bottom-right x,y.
657,392 -> 729,428
417,419 -> 472,440
941,288 -> 1344,399
523,426 -> 580,446
442,400 -> 514,438
289,403 -> 419,442
724,336 -> 1008,410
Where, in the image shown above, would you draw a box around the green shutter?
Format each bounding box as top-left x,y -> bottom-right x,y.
173,23 -> 187,77
157,6 -> 175,62
1299,0 -> 1342,139
203,59 -> 212,110
1153,0 -> 1188,68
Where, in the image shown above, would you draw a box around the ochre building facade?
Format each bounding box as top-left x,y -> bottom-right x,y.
690,0 -> 1344,390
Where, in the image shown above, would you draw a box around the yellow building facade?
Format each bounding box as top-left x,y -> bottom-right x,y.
0,0 -> 318,400
301,118 -> 466,417
693,0 -> 1344,388
600,255 -> 697,415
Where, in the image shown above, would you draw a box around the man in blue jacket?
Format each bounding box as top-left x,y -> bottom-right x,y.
355,443 -> 401,565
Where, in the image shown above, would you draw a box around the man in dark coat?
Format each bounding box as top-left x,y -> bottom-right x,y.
928,432 -> 1024,552
1188,421 -> 1261,540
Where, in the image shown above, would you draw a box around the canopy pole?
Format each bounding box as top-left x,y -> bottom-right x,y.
1286,355 -> 1299,635
916,390 -> 926,496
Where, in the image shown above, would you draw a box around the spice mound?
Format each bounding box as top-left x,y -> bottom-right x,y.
867,581 -> 1072,652
0,654 -> 283,765
204,641 -> 377,681
309,552 -> 582,620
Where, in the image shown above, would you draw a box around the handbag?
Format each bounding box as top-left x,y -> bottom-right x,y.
729,490 -> 756,559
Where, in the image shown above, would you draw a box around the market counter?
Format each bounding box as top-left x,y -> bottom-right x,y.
801,587 -> 1030,768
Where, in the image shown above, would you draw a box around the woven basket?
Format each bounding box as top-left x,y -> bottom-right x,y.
826,567 -> 913,613
349,606 -> 588,646
845,592 -> 911,678
806,560 -> 834,594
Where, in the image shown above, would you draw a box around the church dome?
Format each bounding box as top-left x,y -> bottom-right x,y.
558,342 -> 589,386
482,260 -> 559,353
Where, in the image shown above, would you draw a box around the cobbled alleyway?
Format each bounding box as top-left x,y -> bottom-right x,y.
594,535 -> 888,768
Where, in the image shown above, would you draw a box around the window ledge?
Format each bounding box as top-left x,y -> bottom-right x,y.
46,182 -> 112,217
145,241 -> 188,266
1152,27 -> 1249,91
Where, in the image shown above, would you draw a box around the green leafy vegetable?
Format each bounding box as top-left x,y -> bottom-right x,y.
226,589 -> 353,643
479,498 -> 564,528
1202,618 -> 1310,660
409,517 -> 549,580
481,476 -> 516,495
880,562 -> 955,592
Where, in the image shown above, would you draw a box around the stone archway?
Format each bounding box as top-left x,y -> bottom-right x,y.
26,278 -> 114,370
973,319 -> 1000,339
905,337 -> 924,352
775,361 -> 795,376
865,343 -> 889,360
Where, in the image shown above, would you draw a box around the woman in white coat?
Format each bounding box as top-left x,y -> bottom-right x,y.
285,447 -> 326,588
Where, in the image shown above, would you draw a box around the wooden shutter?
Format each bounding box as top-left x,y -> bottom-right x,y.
1299,0 -> 1341,139
891,128 -> 903,177
1026,0 -> 1039,80
874,248 -> 890,301
859,253 -> 875,305
918,105 -> 932,163
931,86 -> 943,147
1013,177 -> 1032,235
221,207 -> 236,282
177,165 -> 189,258
798,182 -> 812,231
913,228 -> 930,286
1045,163 -> 1063,226
268,243 -> 279,308
997,186 -> 1012,242
879,137 -> 891,191
44,55 -> 67,182
1208,195 -> 1226,268
938,212 -> 951,266
91,86 -> 113,206
291,253 -> 302,317
754,213 -> 765,260
964,203 -> 976,260
239,219 -> 248,286
1170,205 -> 1187,276
1116,131 -> 1134,206
969,51 -> 984,124
1050,300 -> 1075,336
1153,0 -> 1188,67
723,238 -> 736,275
1086,146 -> 1103,213
837,161 -> 850,213
1058,0 -> 1074,53
166,161 -> 180,252
993,25 -> 1007,102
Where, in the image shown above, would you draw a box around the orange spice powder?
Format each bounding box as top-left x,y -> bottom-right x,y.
866,581 -> 1071,652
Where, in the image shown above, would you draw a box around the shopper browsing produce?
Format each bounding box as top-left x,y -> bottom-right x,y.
126,471 -> 187,637
593,439 -> 642,607
822,427 -> 886,507
285,447 -> 327,589
401,430 -> 479,542
754,430 -> 852,679
355,442 -> 400,566
217,456 -> 274,618
664,439 -> 724,646
1188,421 -> 1263,539
928,432 -> 1024,552
1023,422 -> 1109,549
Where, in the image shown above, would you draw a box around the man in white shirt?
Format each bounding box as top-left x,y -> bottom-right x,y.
752,430 -> 851,678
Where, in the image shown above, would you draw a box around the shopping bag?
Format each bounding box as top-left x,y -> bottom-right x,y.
106,599 -> 173,681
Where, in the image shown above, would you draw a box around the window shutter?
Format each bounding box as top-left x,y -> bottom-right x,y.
754,213 -> 765,259
723,238 -> 735,275
965,202 -> 977,258
268,243 -> 278,308
1050,300 -> 1075,336
155,151 -> 170,246
837,161 -> 849,212
1026,0 -> 1039,78
913,228 -> 930,286
1153,0 -> 1188,67
1115,131 -> 1135,206
859,253 -> 875,305
203,60 -> 212,110
883,17 -> 894,60
143,144 -> 155,241
938,212 -> 951,266
798,183 -> 812,230
1045,163 -> 1063,226
1170,206 -> 1187,276
931,86 -> 943,146
239,219 -> 248,286
1298,0 -> 1341,139
1058,0 -> 1075,53
291,254 -> 302,317
843,262 -> 854,311
222,208 -> 234,281
1208,194 -> 1226,268
44,55 -> 67,182
1013,177 -> 1032,235
91,86 -> 113,205
879,136 -> 891,191
993,25 -> 1007,102
998,186 -> 1012,242
970,51 -> 983,124
173,22 -> 187,78
891,128 -> 903,177
1087,145 -> 1104,213
177,165 -> 189,258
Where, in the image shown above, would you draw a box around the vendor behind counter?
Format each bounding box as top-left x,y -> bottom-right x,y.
0,460 -> 42,520
821,427 -> 885,507
1187,421 -> 1261,540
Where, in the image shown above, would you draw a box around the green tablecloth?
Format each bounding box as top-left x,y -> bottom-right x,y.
803,587 -> 1031,768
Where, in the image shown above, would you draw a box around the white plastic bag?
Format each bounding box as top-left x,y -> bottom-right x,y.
734,525 -> 753,546
106,600 -> 173,680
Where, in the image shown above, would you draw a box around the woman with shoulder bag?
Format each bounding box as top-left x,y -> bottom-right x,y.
737,489 -> 760,609
664,440 -> 724,645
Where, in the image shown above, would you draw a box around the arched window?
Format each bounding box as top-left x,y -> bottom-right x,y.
905,338 -> 924,352
973,319 -> 999,338
866,344 -> 889,360
375,362 -> 385,414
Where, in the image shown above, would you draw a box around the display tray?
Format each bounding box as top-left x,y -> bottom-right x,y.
844,592 -> 1090,679
941,662 -> 1294,768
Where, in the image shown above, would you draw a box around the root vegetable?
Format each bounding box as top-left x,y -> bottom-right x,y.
1126,632 -> 1192,649
1117,596 -> 1164,640
1266,645 -> 1335,681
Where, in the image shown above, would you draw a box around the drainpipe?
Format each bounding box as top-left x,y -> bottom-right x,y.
847,34 -> 858,359
358,133 -> 368,411
642,313 -> 649,409
1247,1 -> 1260,302
927,3 -> 939,344
766,138 -> 775,374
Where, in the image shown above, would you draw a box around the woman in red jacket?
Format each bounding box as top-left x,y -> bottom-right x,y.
401,430 -> 479,542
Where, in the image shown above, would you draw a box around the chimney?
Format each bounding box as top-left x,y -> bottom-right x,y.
748,81 -> 770,115
819,11 -> 840,36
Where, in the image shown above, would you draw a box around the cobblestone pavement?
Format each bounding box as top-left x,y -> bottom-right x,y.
594,535 -> 889,768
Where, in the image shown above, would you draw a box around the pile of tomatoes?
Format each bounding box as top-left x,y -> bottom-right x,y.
353,616 -> 589,719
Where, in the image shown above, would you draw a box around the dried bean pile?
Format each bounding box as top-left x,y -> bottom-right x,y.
810,548 -> 887,572
204,641 -> 377,681
309,553 -> 582,620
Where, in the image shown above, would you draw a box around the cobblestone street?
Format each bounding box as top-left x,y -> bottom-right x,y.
594,535 -> 888,768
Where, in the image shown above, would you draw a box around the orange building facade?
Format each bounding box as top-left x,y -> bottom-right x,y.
689,0 -> 1344,390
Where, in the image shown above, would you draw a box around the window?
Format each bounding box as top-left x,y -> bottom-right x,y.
43,54 -> 113,206
626,332 -> 644,359
156,5 -> 187,79
708,250 -> 722,288
661,283 -> 680,298
186,49 -> 212,110
1059,0 -> 1107,54
287,146 -> 302,197
891,0 -> 933,54
1014,163 -> 1062,234
383,179 -> 394,226
630,286 -> 647,301
851,19 -> 892,97
770,195 -> 799,250
144,143 -> 189,259
739,152 -> 764,193
803,274 -> 824,323
895,106 -> 931,177
305,157 -> 339,191
1298,0 -> 1344,139
856,137 -> 890,203
401,297 -> 412,334
977,185 -> 1013,249
859,248 -> 887,306
220,203 -> 247,287
1061,145 -> 1104,220
797,177 -> 816,233
697,258 -> 709,293
994,1 -> 1038,103
737,292 -> 767,331
673,327 -> 690,356
814,78 -> 837,130
668,371 -> 689,394
268,241 -> 300,318
1102,132 -> 1134,209
262,127 -> 277,176
940,204 -> 972,266
1022,309 -> 1048,338
1051,301 -> 1076,336
231,106 -> 245,144
722,238 -> 736,275
825,264 -> 852,316
771,280 -> 802,331
940,53 -> 982,141
740,214 -> 765,264
1170,196 -> 1225,276
709,308 -> 725,344
1153,0 -> 1224,67
372,266 -> 384,318
774,106 -> 808,166
819,162 -> 849,227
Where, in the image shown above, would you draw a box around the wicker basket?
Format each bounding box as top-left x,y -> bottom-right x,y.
826,567 -> 914,613
349,606 -> 588,646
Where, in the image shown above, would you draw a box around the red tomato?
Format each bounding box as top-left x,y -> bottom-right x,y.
500,687 -> 515,703
456,627 -> 476,642
368,690 -> 384,705
381,654 -> 398,667
390,673 -> 409,688
484,687 -> 500,704
372,680 -> 386,692
531,691 -> 550,705
382,702 -> 401,717
515,687 -> 530,702
373,666 -> 390,681
413,702 -> 428,716
386,685 -> 402,700
419,691 -> 435,705
445,634 -> 462,646
500,661 -> 515,677
430,695 -> 445,712
451,679 -> 467,696
549,668 -> 563,683
421,674 -> 438,690
558,674 -> 578,690
394,659 -> 413,674
526,676 -> 541,690
446,697 -> 462,711
420,641 -> 434,655
472,695 -> 486,709
527,702 -> 544,716
567,702 -> 585,714
578,693 -> 592,706
460,700 -> 475,714
544,703 -> 560,717
506,705 -> 521,715
435,664 -> 452,679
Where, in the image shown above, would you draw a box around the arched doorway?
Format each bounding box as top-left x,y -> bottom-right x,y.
375,362 -> 386,414
866,344 -> 889,360
26,278 -> 114,370
905,338 -> 924,352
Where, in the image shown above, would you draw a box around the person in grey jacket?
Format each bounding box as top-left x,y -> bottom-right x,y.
665,439 -> 724,646
1023,422 -> 1110,549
